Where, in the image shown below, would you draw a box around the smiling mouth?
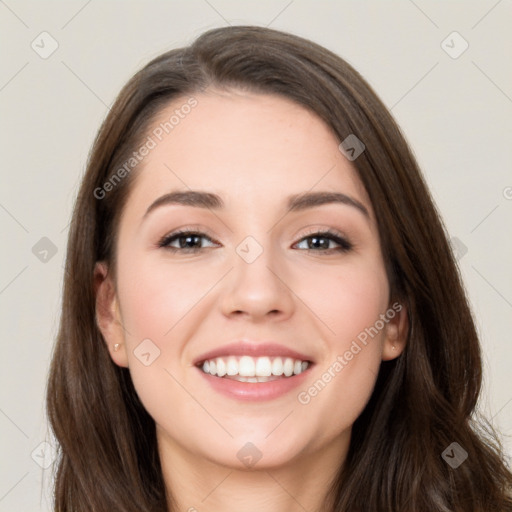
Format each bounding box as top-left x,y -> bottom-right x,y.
196,355 -> 312,382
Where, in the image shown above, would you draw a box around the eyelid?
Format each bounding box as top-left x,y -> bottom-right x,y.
297,225 -> 347,240
160,224 -> 216,240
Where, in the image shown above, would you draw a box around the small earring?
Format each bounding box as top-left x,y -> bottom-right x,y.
114,343 -> 121,352
392,345 -> 396,350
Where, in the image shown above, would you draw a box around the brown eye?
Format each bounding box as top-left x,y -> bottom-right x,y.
294,230 -> 352,253
158,231 -> 217,252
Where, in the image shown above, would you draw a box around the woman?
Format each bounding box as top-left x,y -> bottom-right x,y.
46,25 -> 512,511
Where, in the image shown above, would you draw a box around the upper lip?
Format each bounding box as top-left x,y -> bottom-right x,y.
193,341 -> 315,366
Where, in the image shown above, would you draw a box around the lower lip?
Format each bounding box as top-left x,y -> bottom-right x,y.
196,365 -> 314,402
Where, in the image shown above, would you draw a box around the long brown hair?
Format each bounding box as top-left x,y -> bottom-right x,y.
46,25 -> 512,511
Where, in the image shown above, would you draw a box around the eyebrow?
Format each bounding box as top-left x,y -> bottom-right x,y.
143,189 -> 369,219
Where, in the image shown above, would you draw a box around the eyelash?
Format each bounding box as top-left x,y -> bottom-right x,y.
157,227 -> 353,254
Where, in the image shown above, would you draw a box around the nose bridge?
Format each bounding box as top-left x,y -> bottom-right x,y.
220,233 -> 294,319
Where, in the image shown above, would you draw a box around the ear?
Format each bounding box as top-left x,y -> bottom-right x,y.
381,302 -> 409,361
94,261 -> 129,367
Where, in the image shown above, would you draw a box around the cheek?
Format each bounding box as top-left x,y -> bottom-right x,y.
302,256 -> 389,345
117,253 -> 212,340
294,257 -> 389,422
114,255 -> 208,421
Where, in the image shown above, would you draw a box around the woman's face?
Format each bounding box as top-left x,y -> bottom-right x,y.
96,89 -> 406,470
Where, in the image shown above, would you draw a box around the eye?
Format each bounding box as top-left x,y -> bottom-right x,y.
294,229 -> 352,253
157,228 -> 353,254
158,229 -> 218,253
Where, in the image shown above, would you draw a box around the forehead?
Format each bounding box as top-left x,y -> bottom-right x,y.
126,89 -> 371,215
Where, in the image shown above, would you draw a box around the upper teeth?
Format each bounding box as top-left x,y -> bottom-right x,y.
201,356 -> 309,377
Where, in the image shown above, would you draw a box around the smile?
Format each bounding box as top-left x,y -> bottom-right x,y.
195,356 -> 314,401
198,355 -> 310,381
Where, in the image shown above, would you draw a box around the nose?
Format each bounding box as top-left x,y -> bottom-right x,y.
219,240 -> 296,322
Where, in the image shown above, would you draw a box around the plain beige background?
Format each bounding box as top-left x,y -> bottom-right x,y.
1,1 -> 511,510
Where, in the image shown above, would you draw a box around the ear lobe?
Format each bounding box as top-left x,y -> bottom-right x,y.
381,303 -> 409,361
94,261 -> 128,367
